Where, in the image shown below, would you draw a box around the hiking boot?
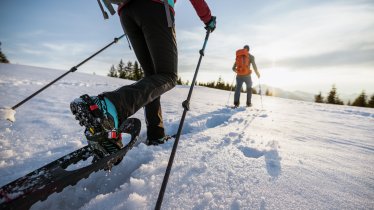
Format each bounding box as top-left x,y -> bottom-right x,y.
146,135 -> 172,146
232,101 -> 239,108
71,94 -> 122,162
246,102 -> 252,107
70,94 -> 119,133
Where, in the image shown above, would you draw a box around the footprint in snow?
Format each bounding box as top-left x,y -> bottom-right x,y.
264,141 -> 281,178
238,141 -> 282,178
238,146 -> 264,159
259,113 -> 268,118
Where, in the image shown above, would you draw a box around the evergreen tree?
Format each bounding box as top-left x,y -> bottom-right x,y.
0,51 -> 9,63
347,100 -> 351,106
326,85 -> 343,105
252,88 -> 257,94
117,60 -> 126,79
125,61 -> 133,80
265,89 -> 272,96
327,85 -> 337,104
216,76 -> 225,90
0,42 -> 10,63
177,77 -> 183,85
352,91 -> 368,107
107,65 -> 117,77
314,91 -> 324,103
368,95 -> 374,108
133,61 -> 142,80
335,98 -> 344,105
224,82 -> 230,91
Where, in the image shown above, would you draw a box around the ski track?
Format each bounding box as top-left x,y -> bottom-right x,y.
1,64 -> 373,209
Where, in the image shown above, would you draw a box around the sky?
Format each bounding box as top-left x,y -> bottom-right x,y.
0,0 -> 373,95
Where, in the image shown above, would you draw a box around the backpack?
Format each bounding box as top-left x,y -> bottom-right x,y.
235,49 -> 251,76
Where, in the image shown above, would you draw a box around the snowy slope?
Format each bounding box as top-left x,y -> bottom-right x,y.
0,64 -> 373,210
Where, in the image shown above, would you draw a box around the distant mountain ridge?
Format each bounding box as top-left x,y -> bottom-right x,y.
253,84 -> 361,103
253,84 -> 315,102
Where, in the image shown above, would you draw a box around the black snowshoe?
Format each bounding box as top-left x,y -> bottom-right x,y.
0,118 -> 141,210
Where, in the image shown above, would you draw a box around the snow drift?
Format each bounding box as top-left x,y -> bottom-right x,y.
0,63 -> 373,209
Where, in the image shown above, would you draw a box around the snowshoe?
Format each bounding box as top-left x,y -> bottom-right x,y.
0,118 -> 141,210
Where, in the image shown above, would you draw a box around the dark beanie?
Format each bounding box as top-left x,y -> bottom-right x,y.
244,45 -> 250,50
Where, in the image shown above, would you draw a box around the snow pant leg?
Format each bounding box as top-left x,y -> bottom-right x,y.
103,0 -> 178,126
144,97 -> 165,140
243,76 -> 253,104
234,76 -> 244,105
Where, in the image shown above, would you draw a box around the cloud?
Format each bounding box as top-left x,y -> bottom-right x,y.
251,2 -> 374,66
11,40 -> 127,76
275,48 -> 374,70
42,42 -> 88,55
178,1 -> 374,76
3,0 -> 373,94
174,0 -> 374,94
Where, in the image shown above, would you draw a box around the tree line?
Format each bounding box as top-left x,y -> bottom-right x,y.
108,59 -> 191,85
315,85 -> 374,108
0,42 -> 10,63
108,61 -> 275,96
196,76 -> 269,95
108,59 -> 145,81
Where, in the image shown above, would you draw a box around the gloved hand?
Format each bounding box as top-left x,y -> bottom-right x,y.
205,16 -> 216,32
256,72 -> 261,78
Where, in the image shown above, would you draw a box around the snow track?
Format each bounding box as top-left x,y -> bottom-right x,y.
0,64 -> 373,209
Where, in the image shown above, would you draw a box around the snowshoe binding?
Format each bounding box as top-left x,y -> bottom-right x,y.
70,94 -> 123,164
84,128 -> 123,165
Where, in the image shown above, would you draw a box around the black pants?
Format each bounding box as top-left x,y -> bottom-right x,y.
103,0 -> 178,140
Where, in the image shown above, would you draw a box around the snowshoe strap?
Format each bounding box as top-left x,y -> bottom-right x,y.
85,129 -> 106,142
80,94 -> 103,119
108,130 -> 121,139
85,130 -> 121,149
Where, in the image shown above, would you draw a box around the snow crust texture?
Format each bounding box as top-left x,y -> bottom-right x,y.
0,64 -> 373,210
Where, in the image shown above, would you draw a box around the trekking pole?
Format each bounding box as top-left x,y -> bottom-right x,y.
10,34 -> 125,111
259,78 -> 263,109
226,74 -> 236,106
155,29 -> 211,210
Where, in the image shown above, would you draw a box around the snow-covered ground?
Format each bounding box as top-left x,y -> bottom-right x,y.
0,63 -> 373,209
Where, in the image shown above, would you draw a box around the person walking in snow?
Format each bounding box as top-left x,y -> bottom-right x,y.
70,0 -> 216,154
232,45 -> 260,107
